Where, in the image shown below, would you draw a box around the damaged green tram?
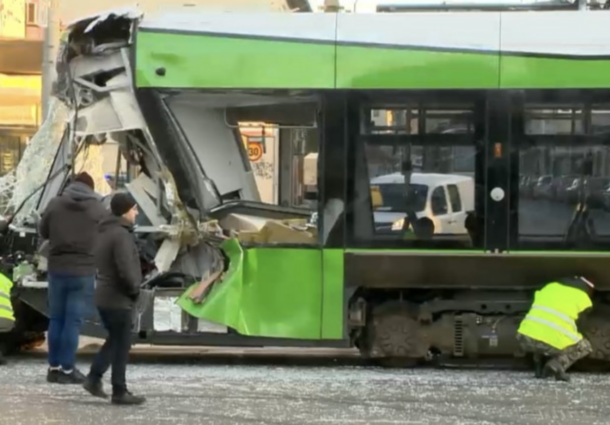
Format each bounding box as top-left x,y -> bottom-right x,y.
7,7 -> 610,366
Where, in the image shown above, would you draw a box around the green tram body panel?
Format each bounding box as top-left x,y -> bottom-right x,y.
135,31 -> 336,89
177,240 -> 345,340
134,10 -> 610,341
135,12 -> 610,90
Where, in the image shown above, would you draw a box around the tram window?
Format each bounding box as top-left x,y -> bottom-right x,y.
349,97 -> 482,250
364,108 -> 475,136
516,94 -> 610,251
525,108 -> 584,135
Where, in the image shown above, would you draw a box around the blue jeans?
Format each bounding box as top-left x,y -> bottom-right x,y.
47,273 -> 94,371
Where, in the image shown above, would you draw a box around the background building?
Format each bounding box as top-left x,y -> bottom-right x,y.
0,0 -> 42,176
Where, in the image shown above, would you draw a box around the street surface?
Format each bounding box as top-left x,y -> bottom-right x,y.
0,357 -> 609,425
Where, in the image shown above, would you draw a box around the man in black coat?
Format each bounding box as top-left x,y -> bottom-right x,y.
82,193 -> 145,405
39,172 -> 106,384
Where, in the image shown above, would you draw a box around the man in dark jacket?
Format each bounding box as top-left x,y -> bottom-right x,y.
39,172 -> 107,384
83,193 -> 145,405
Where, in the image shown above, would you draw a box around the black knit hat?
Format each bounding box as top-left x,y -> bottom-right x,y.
110,193 -> 137,217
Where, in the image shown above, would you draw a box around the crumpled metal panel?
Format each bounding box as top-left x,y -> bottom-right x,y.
64,6 -> 142,32
177,238 -> 325,339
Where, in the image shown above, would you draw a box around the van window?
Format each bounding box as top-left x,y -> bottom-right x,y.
447,184 -> 462,212
374,183 -> 428,212
431,186 -> 448,215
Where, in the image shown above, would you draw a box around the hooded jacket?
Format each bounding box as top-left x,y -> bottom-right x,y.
39,181 -> 108,276
94,215 -> 142,310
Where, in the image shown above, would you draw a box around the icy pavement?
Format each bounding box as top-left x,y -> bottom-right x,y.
0,359 -> 609,425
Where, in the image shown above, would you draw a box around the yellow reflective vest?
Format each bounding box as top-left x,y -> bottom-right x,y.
0,273 -> 14,323
517,282 -> 592,350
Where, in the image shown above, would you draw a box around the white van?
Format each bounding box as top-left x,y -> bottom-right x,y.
370,172 -> 474,234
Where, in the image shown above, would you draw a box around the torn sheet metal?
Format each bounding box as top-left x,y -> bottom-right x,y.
53,8 -> 141,109
171,241 -> 225,286
125,174 -> 167,227
188,270 -> 223,303
197,319 -> 227,334
65,5 -> 142,32
73,93 -> 141,136
154,239 -> 181,274
69,51 -> 125,83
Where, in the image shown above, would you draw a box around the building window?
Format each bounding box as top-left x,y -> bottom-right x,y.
0,134 -> 27,175
26,3 -> 38,25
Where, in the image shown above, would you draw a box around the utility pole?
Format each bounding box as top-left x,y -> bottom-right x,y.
41,0 -> 60,122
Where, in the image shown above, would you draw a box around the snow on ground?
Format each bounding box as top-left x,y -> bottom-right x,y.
0,358 -> 608,425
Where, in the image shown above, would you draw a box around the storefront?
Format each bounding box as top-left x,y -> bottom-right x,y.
0,69 -> 42,176
0,127 -> 31,176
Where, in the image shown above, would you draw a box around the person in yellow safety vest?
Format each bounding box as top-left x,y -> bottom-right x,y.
516,276 -> 594,382
0,272 -> 15,366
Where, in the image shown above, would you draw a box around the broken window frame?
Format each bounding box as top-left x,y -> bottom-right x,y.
151,89 -> 323,247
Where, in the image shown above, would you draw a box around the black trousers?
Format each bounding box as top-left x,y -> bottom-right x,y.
89,308 -> 133,393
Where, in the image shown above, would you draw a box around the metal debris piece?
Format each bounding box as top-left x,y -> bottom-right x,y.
189,270 -> 224,303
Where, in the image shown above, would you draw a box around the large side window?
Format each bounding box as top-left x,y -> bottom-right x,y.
347,91 -> 484,249
514,90 -> 610,251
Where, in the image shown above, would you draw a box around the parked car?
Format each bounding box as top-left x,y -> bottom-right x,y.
532,175 -> 553,199
566,177 -> 610,207
588,177 -> 610,209
565,177 -> 582,204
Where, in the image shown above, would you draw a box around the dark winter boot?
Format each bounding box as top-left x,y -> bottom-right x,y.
554,369 -> 571,382
83,375 -> 108,399
543,361 -> 570,382
111,386 -> 146,405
